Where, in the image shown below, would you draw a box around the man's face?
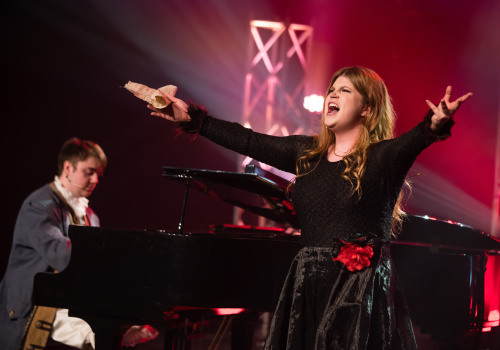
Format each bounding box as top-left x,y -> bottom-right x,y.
64,157 -> 103,198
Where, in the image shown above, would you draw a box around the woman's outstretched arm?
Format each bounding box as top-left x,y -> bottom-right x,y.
145,89 -> 311,173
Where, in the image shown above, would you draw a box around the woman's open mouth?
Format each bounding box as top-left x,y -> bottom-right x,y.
328,102 -> 340,114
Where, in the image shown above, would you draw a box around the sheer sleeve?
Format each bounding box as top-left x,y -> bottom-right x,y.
179,104 -> 313,174
371,109 -> 455,182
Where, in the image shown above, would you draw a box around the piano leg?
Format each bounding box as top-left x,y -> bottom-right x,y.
164,331 -> 203,350
94,323 -> 125,350
231,312 -> 260,350
469,254 -> 488,348
163,317 -> 207,350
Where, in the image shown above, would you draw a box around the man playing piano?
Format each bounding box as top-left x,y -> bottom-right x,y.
0,138 -> 157,349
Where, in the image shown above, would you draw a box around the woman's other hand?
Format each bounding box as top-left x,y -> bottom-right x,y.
426,86 -> 472,132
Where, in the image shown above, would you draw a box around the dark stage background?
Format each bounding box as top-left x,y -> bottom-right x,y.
2,0 -> 499,324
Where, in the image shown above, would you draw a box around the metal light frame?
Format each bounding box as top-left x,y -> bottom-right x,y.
235,20 -> 313,225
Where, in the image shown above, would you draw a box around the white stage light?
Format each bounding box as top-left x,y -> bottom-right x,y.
303,94 -> 324,113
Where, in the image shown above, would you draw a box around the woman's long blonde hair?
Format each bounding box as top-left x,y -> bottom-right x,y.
293,66 -> 407,234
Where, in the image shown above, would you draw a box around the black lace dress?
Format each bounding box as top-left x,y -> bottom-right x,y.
180,106 -> 452,350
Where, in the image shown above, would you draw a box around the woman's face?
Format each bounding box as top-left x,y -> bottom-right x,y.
323,75 -> 369,134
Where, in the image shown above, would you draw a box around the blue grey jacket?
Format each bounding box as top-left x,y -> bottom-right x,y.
0,183 -> 99,349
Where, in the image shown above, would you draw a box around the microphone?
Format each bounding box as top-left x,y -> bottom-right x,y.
66,175 -> 86,189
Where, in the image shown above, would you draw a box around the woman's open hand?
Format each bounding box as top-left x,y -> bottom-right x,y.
147,90 -> 190,122
426,86 -> 472,132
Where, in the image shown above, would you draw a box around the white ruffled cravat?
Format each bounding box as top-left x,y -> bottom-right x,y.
53,176 -> 89,219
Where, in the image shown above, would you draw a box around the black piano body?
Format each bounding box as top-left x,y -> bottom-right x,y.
393,215 -> 500,344
34,226 -> 301,348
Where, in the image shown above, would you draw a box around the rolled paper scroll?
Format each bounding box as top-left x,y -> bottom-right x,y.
124,81 -> 178,109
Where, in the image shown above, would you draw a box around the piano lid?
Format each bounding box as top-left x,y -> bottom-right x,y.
163,164 -> 298,228
396,215 -> 500,254
162,165 -> 500,254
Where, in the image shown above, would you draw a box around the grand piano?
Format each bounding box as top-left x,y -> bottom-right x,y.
33,165 -> 500,349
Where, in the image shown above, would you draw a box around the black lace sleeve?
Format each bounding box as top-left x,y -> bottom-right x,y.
422,108 -> 454,142
178,103 -> 209,134
178,104 -> 312,174
370,109 -> 455,186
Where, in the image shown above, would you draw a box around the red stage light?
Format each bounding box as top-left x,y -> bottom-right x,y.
215,308 -> 245,315
482,309 -> 500,332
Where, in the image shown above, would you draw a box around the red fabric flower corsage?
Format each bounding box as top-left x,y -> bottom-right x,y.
332,240 -> 374,271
